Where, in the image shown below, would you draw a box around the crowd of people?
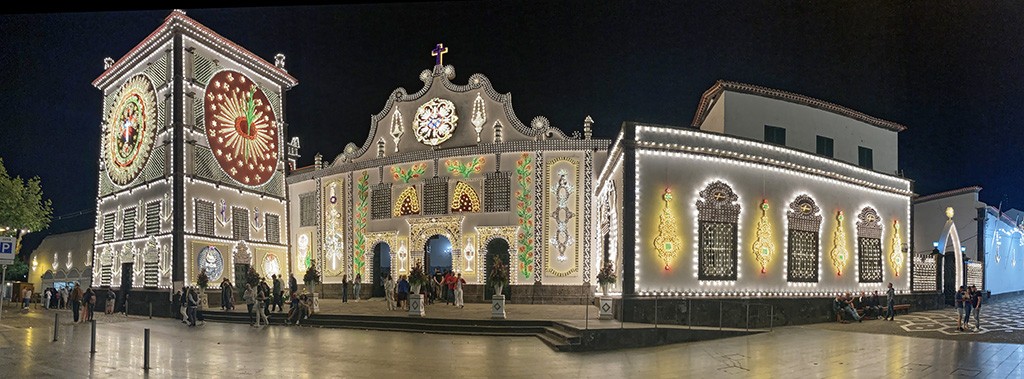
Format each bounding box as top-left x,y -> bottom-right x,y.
956,285 -> 983,332
28,283 -> 113,324
833,282 -> 897,323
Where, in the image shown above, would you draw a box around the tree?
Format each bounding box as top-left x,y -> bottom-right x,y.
0,157 -> 52,256
3,258 -> 28,281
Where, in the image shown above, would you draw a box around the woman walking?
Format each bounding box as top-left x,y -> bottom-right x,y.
243,283 -> 256,326
341,274 -> 349,303
255,286 -> 270,327
384,275 -> 396,311
354,273 -> 362,302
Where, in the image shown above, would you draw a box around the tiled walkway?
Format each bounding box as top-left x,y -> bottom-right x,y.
3,310 -> 1023,378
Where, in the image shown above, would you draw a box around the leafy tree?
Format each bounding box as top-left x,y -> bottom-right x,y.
0,158 -> 53,256
3,258 -> 28,281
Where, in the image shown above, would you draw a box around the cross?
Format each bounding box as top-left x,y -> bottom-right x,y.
431,43 -> 448,66
801,204 -> 811,213
714,192 -> 726,200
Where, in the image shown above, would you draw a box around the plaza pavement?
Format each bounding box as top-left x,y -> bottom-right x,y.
3,301 -> 1024,378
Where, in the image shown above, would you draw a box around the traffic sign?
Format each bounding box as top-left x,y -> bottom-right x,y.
0,236 -> 16,262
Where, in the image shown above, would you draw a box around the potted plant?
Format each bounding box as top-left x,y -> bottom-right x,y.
408,264 -> 429,294
489,257 -> 509,296
245,266 -> 261,289
304,259 -> 321,295
596,262 -> 618,296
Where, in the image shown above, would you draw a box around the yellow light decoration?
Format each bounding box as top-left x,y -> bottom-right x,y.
830,211 -> 848,276
751,199 -> 774,274
450,181 -> 481,213
891,219 -> 903,277
393,186 -> 420,217
653,188 -> 681,271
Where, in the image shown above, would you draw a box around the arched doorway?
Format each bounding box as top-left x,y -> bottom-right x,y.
484,238 -> 512,301
371,242 -> 391,298
424,235 -> 453,274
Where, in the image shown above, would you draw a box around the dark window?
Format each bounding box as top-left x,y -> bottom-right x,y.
265,214 -> 280,244
299,193 -> 317,227
484,172 -> 511,212
145,202 -> 161,235
195,201 -> 215,236
764,125 -> 786,145
123,208 -> 137,239
816,136 -> 834,158
858,237 -> 883,283
371,184 -> 392,220
232,207 -> 249,241
423,178 -> 449,215
103,213 -> 115,242
858,146 -> 873,169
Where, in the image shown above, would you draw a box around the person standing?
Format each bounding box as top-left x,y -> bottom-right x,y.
243,283 -> 256,326
255,286 -> 269,327
454,273 -> 466,308
21,287 -> 32,309
81,289 -> 93,322
354,273 -> 362,302
432,269 -> 443,305
187,287 -> 199,327
106,288 -> 116,314
289,274 -> 298,297
179,287 -> 189,323
272,274 -> 283,312
42,288 -> 50,310
220,279 -> 231,311
963,286 -> 974,331
60,287 -> 68,309
122,290 -> 131,316
397,275 -> 410,310
70,284 -> 83,323
341,274 -> 349,303
884,282 -> 896,321
955,285 -> 966,330
445,272 -> 457,306
971,285 -> 982,331
384,275 -> 396,311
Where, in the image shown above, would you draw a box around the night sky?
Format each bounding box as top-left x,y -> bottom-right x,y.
2,2 -> 1023,241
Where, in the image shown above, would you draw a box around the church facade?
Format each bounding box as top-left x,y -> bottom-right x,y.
90,11 -> 930,316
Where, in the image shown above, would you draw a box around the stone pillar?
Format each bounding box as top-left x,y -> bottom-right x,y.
409,294 -> 425,317
599,296 -> 614,320
312,293 -> 320,313
491,294 -> 506,319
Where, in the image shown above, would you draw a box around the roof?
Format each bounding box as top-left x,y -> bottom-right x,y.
93,10 -> 297,89
690,80 -> 908,132
914,186 -> 982,203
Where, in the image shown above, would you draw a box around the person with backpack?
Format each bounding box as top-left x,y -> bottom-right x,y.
186,287 -> 199,327
243,283 -> 256,326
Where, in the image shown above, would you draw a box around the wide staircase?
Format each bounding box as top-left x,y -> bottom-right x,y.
202,310 -> 582,351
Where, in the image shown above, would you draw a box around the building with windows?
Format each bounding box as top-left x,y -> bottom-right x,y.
28,229 -> 95,292
913,186 -> 1024,300
84,11 -> 943,323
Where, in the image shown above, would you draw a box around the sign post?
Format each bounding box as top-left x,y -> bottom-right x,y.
0,236 -> 16,322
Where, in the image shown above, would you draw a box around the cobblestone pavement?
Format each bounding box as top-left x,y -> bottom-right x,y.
806,295 -> 1024,344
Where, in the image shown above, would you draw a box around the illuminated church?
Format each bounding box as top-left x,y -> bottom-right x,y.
89,11 -> 926,316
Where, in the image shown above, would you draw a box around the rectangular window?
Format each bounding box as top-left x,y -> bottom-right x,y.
265,214 -> 280,244
697,221 -> 738,281
103,213 -> 115,242
858,237 -> 883,283
764,125 -> 786,146
484,172 -> 511,212
195,200 -> 215,236
816,136 -> 834,158
232,207 -> 249,241
123,208 -> 137,240
299,192 -> 317,227
787,230 -> 819,282
858,146 -> 873,169
423,178 -> 449,215
371,184 -> 392,220
145,202 -> 161,235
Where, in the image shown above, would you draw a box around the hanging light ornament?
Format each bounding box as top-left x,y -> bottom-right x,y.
751,199 -> 774,274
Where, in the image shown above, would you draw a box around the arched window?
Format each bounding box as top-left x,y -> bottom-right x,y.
856,206 -> 883,283
787,194 -> 822,282
695,181 -> 740,281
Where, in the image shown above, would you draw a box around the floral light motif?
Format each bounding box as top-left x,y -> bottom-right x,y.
653,188 -> 681,271
891,219 -> 903,277
471,93 -> 486,142
353,171 -> 370,277
413,97 -> 458,146
445,157 -> 486,178
391,163 -> 426,183
751,199 -> 774,274
390,109 -> 404,153
514,153 -> 535,278
262,253 -> 281,278
830,211 -> 849,276
325,181 -> 344,275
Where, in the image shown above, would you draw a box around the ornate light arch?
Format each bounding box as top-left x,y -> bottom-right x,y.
451,181 -> 481,213
408,216 -> 464,269
475,226 -> 519,284
364,231 -> 399,281
393,185 -> 421,217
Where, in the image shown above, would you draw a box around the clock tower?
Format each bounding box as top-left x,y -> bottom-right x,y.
92,10 -> 297,308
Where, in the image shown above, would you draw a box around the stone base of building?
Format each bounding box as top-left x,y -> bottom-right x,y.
614,292 -> 944,327
313,283 -> 592,305
988,289 -> 1024,302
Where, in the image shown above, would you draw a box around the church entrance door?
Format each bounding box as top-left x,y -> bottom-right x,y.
424,235 -> 453,274
371,242 -> 391,298
484,238 -> 511,301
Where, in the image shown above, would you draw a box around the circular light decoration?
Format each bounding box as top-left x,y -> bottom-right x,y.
204,70 -> 279,186
413,97 -> 458,146
196,246 -> 224,281
262,253 -> 281,278
106,74 -> 157,186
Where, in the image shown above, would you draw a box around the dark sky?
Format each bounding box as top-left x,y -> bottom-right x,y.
2,2 -> 1023,238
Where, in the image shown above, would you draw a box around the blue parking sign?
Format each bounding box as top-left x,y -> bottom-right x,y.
0,236 -> 15,261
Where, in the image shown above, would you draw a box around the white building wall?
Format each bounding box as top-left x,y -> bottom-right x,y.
912,192 -> 981,260
982,210 -> 1024,295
